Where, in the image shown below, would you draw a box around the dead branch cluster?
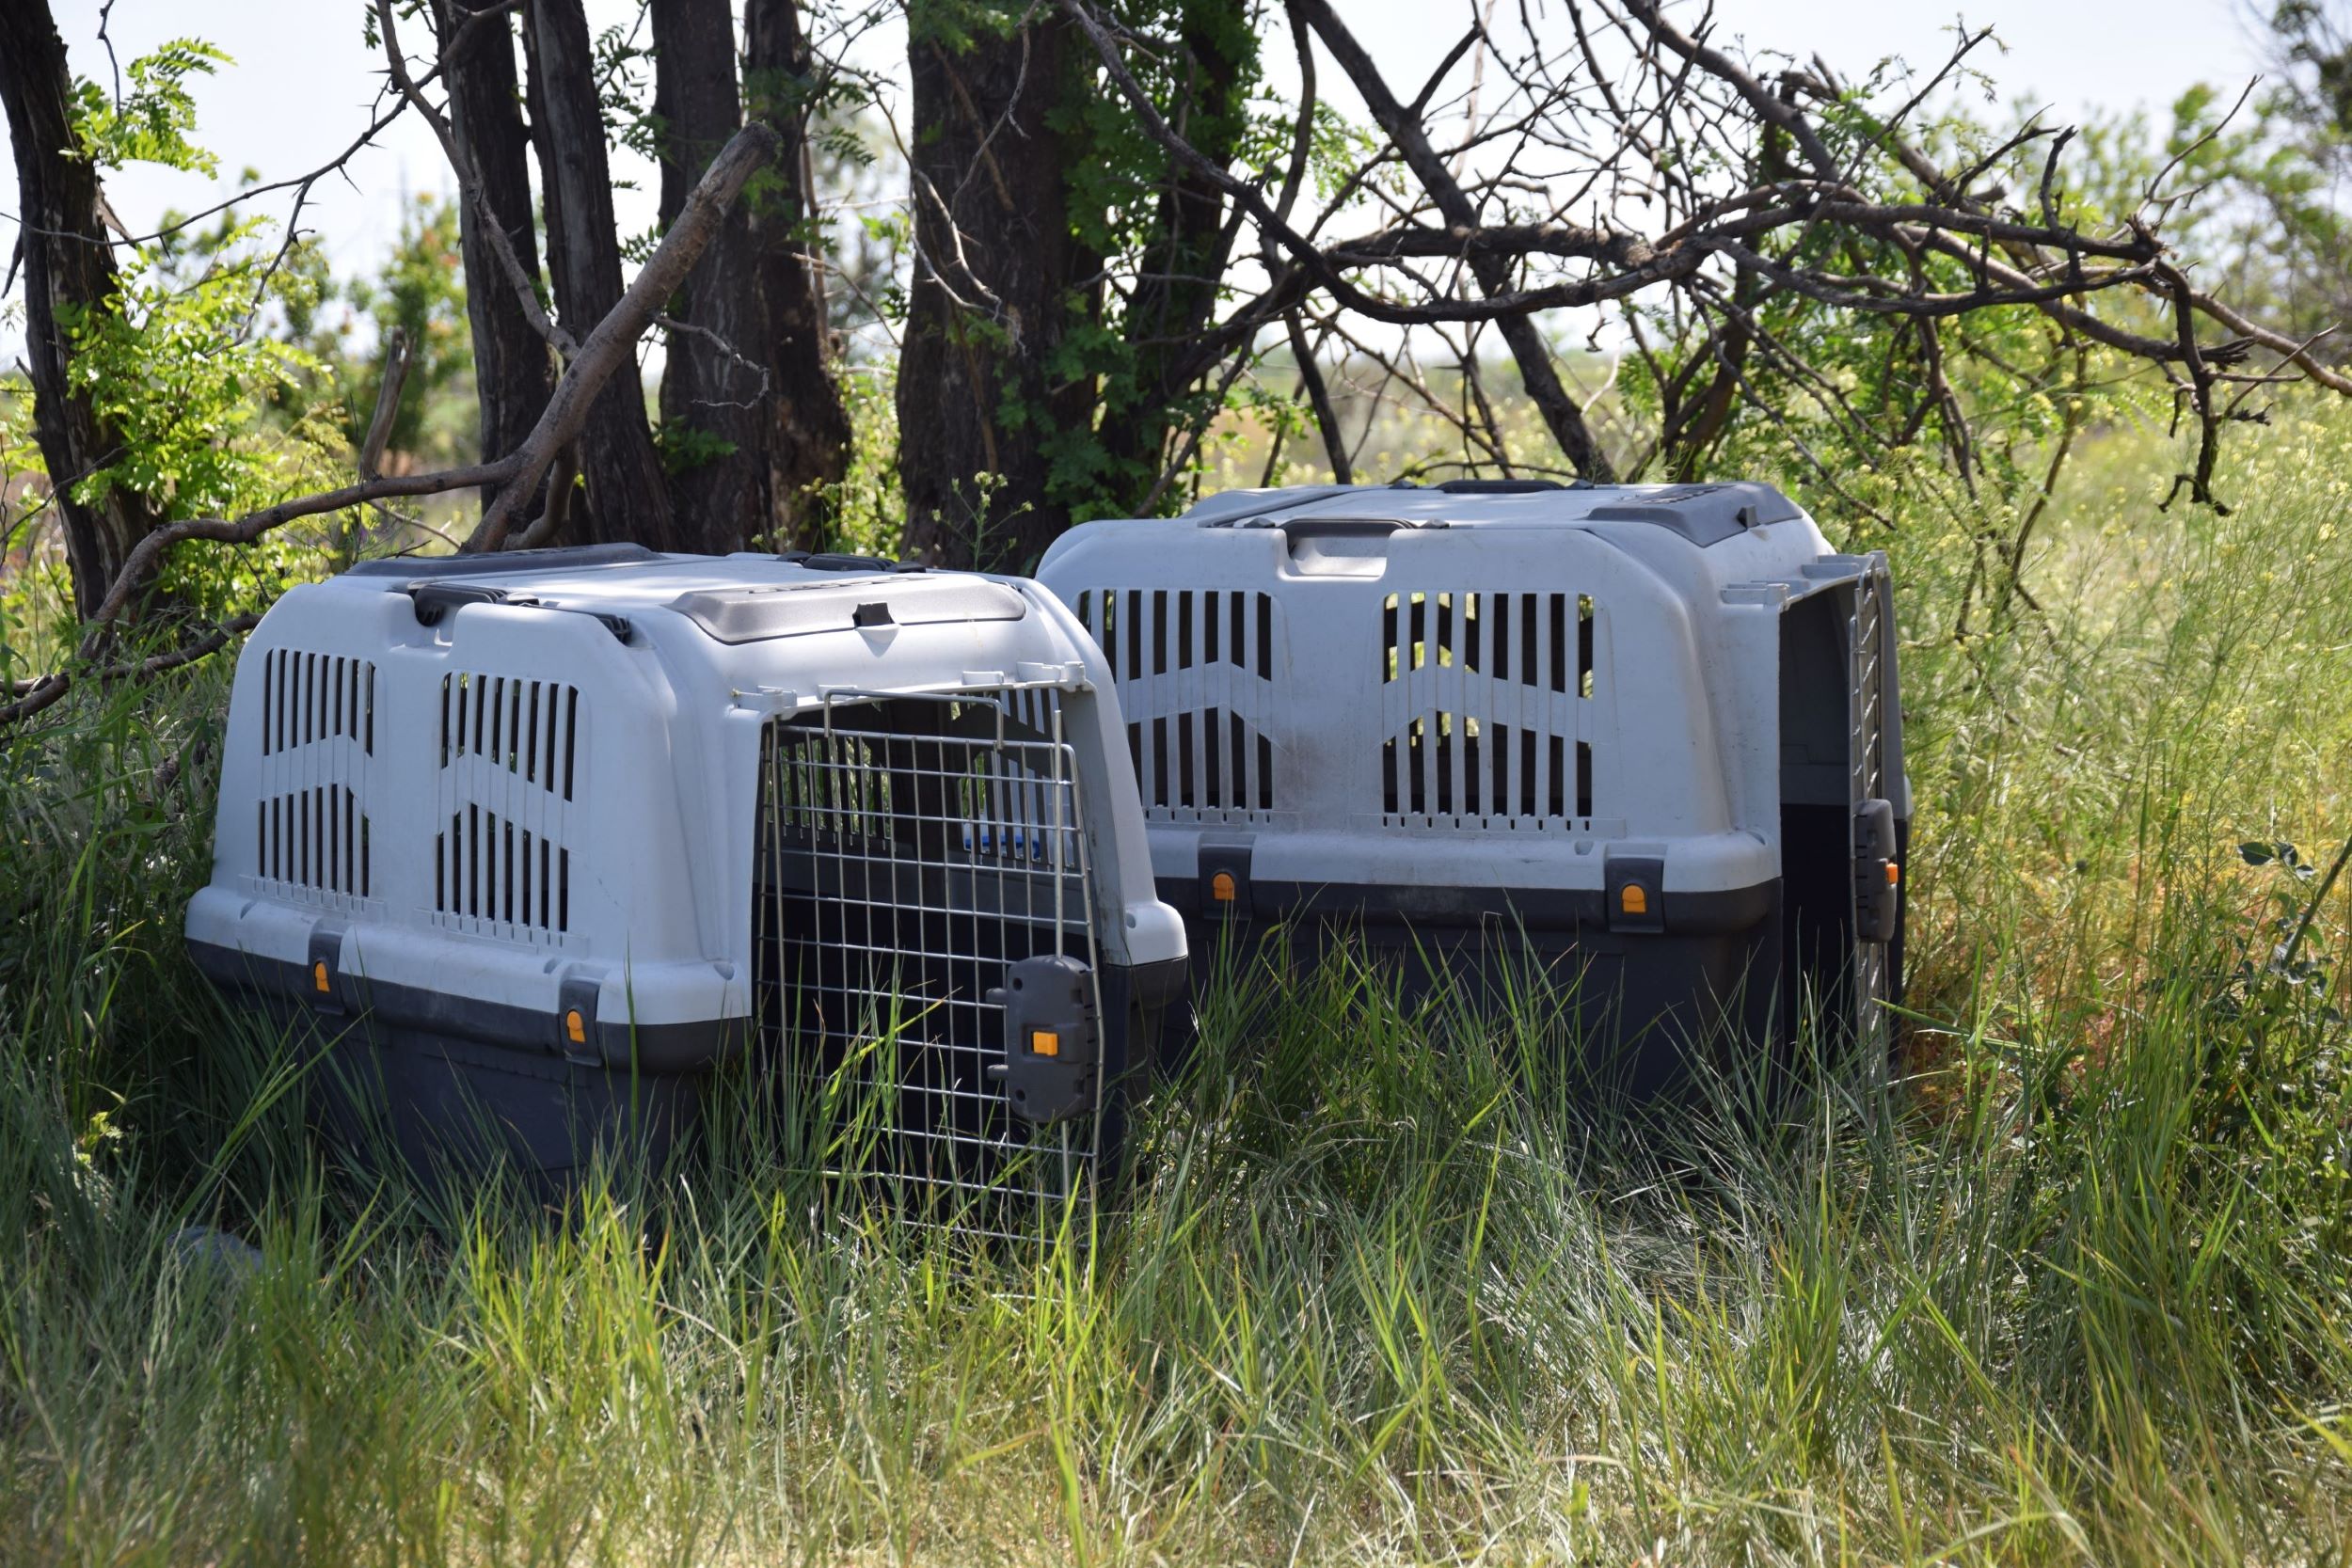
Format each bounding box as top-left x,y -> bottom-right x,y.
6,0 -> 2347,728
1058,0 -> 2340,507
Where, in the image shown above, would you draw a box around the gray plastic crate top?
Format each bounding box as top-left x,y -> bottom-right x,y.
1034,478 -> 1908,923
185,544 -> 1186,1189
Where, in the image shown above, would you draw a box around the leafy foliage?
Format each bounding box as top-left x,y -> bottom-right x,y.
70,38 -> 229,175
342,196 -> 476,466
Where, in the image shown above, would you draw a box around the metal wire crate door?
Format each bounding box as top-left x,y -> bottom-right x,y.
1848,569 -> 1893,1057
755,691 -> 1106,1211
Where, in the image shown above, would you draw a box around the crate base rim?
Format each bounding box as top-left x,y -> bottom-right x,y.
187,938 -> 740,1075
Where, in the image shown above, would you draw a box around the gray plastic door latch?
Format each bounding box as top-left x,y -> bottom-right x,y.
1853,798 -> 1900,943
986,953 -> 1101,1125
1199,841 -> 1253,920
307,922 -> 349,1015
1605,854 -> 1666,934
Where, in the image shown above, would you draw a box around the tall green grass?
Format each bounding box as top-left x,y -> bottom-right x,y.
4,412 -> 2351,1563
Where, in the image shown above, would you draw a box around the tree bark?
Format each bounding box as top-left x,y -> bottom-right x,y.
433,0 -> 555,510
0,0 -> 167,621
523,0 -> 679,547
743,0 -> 852,551
652,0 -> 768,553
897,6 -> 1091,572
1096,0 -> 1251,510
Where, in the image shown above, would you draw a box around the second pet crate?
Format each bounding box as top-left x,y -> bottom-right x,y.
1036,480 -> 1908,1077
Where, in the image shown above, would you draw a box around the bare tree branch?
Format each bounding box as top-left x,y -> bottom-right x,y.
2,121 -> 780,728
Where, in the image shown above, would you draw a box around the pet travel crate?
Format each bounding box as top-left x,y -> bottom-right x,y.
185,544 -> 1186,1199
1035,480 -> 1907,1078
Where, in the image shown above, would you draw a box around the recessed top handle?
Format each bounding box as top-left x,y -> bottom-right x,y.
1277,517 -> 1409,543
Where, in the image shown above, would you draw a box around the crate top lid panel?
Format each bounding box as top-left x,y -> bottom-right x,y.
1178,477 -> 1805,546
293,550 -> 1128,701
1043,480 -> 1833,589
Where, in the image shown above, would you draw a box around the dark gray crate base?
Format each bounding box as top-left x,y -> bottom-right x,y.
190,943 -> 706,1193
239,995 -> 700,1194
1160,878 -> 1786,1099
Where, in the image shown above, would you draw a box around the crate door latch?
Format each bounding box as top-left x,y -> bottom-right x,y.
986,954 -> 1101,1125
1852,799 -> 1900,943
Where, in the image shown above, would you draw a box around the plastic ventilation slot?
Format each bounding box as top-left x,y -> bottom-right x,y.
1080,587 -> 1275,682
435,806 -> 569,932
1381,590 -> 1592,694
259,649 -> 373,755
256,784 -> 371,896
1378,590 -> 1597,826
439,672 -> 579,798
1126,708 -> 1275,813
1383,721 -> 1593,820
1075,588 -> 1280,819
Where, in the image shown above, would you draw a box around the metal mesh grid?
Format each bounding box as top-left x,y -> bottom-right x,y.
754,688 -> 1106,1224
1849,569 -> 1892,1052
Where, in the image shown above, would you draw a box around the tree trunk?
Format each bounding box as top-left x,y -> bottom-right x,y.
897,6 -> 1091,572
652,0 -> 767,554
1096,0 -> 1252,512
523,0 -> 679,547
744,0 -> 852,552
0,0 -> 167,621
433,0 -> 555,510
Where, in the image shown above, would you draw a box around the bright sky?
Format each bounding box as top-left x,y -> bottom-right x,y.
1,0 -> 2268,351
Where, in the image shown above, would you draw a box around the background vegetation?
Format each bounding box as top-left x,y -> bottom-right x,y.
7,3 -> 2352,1563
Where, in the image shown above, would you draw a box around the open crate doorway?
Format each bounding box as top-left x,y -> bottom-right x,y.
754,687 -> 1116,1226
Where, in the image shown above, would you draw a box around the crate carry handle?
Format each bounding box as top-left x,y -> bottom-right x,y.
1276,516 -> 1438,575
1277,517 -> 1407,543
